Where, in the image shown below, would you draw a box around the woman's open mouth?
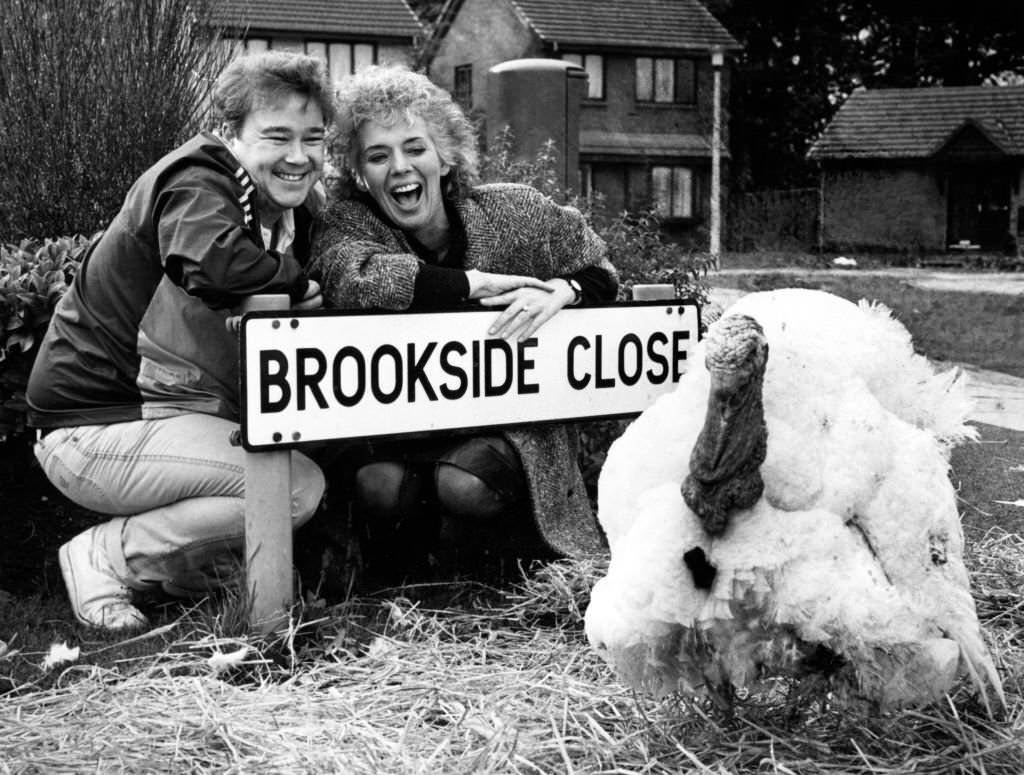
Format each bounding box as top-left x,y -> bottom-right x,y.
390,182 -> 422,208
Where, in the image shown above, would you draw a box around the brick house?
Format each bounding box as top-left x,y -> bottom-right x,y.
216,0 -> 423,79
807,85 -> 1024,255
422,0 -> 740,242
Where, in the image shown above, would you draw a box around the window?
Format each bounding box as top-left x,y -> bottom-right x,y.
561,53 -> 604,99
651,166 -> 694,218
328,43 -> 376,82
454,64 -> 472,109
636,57 -> 696,104
228,38 -> 376,84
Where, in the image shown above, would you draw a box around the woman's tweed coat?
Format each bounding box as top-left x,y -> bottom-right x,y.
310,183 -> 618,557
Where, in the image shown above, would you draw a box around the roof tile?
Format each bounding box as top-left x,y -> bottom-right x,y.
217,0 -> 422,39
509,0 -> 739,51
807,85 -> 1024,160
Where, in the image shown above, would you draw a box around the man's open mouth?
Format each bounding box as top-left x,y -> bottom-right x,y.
391,182 -> 422,208
275,170 -> 307,183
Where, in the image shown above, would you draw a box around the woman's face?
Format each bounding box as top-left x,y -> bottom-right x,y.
355,114 -> 451,242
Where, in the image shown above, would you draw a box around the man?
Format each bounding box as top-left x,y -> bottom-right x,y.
26,51 -> 332,630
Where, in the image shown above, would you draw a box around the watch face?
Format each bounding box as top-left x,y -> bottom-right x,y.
569,279 -> 583,302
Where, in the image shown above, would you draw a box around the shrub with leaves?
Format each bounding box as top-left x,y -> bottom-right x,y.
0,236 -> 90,440
0,0 -> 231,241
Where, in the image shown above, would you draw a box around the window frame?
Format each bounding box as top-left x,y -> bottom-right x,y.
635,56 -> 697,105
453,64 -> 473,109
651,165 -> 695,220
561,53 -> 605,100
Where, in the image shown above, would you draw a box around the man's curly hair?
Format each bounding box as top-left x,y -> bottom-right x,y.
331,64 -> 479,199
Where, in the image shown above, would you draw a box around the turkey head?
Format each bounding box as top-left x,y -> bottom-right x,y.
682,314 -> 768,536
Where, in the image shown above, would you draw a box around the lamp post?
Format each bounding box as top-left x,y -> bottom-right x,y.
710,46 -> 724,269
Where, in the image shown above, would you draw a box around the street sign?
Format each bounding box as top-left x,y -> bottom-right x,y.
240,301 -> 700,450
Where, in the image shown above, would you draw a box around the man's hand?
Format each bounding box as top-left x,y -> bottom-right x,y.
293,279 -> 323,311
225,281 -> 323,333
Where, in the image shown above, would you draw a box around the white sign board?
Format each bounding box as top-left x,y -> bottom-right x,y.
240,301 -> 699,450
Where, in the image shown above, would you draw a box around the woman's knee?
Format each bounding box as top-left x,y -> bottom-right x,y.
435,465 -> 509,520
354,461 -> 426,520
291,452 -> 326,526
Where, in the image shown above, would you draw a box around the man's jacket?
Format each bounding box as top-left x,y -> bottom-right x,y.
27,132 -> 314,428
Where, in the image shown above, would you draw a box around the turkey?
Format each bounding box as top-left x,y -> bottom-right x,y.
585,288 -> 1004,714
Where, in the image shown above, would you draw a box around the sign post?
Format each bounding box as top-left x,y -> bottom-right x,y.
241,294 -> 293,632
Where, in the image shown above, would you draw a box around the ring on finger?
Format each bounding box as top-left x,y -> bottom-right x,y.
520,305 -> 531,314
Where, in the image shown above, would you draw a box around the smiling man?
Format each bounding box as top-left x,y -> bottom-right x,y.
26,52 -> 332,630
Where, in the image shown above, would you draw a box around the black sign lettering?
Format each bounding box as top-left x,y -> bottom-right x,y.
567,335 -> 589,389
296,348 -> 328,410
439,340 -> 468,399
618,334 -> 643,386
332,346 -> 365,407
407,341 -> 438,402
259,350 -> 290,412
594,334 -> 615,389
484,339 -> 513,397
517,339 -> 540,394
672,330 -> 690,382
370,344 -> 402,404
646,331 -> 669,383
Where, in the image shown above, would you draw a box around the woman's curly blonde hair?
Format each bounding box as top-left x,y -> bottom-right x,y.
331,64 -> 479,199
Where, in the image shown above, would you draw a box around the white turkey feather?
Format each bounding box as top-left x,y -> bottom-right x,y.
586,288 -> 1003,713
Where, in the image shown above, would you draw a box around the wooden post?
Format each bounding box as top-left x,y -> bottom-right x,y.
241,294 -> 293,632
632,284 -> 677,301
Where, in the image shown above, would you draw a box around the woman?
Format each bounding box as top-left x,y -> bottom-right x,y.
310,64 -> 618,572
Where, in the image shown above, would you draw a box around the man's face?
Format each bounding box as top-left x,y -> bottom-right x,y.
224,93 -> 326,224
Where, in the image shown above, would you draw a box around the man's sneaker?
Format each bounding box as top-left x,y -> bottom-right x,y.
59,527 -> 149,630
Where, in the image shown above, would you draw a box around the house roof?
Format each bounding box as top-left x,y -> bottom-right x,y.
509,0 -> 739,51
217,0 -> 422,39
807,85 -> 1024,161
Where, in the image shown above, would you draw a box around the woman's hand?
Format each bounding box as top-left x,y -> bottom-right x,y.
481,278 -> 576,341
465,269 -> 553,300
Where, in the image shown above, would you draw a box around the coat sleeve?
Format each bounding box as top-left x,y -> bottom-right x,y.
154,170 -> 310,310
531,188 -> 619,294
309,199 -> 422,310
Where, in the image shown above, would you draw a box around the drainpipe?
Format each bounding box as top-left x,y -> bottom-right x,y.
709,46 -> 724,269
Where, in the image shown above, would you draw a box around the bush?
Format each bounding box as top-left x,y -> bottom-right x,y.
0,0 -> 230,241
0,236 -> 90,440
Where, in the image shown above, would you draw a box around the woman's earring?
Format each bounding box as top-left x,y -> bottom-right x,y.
354,174 -> 367,191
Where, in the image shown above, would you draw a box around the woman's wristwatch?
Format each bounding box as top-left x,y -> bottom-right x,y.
566,278 -> 583,306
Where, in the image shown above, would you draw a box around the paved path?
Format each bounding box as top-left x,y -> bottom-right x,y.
707,279 -> 1024,432
712,266 -> 1024,296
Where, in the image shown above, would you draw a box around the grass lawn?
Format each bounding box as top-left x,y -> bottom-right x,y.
1,251 -> 1022,773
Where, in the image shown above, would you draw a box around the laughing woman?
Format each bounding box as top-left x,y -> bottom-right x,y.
309,64 -> 618,574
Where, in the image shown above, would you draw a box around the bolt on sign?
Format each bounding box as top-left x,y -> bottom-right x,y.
240,301 -> 700,450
